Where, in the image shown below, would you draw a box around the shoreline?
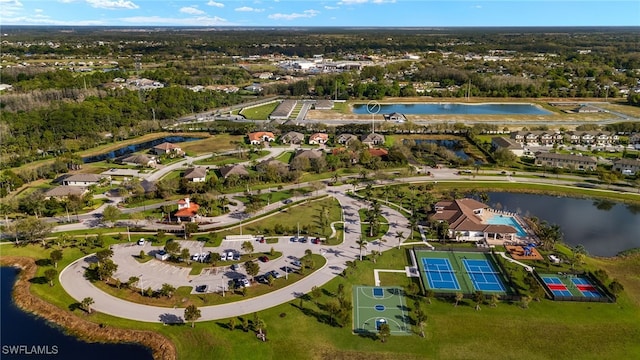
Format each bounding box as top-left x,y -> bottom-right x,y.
0,256 -> 176,360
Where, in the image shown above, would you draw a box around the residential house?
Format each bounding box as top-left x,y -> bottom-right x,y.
183,167 -> 207,183
566,131 -> 618,146
336,133 -> 358,145
361,133 -> 385,147
44,186 -> 87,200
430,198 -> 518,242
492,137 -> 525,157
613,158 -> 640,175
534,152 -> 597,171
62,174 -> 105,186
309,133 -> 329,145
219,164 -> 250,179
383,112 -> 406,122
294,149 -> 325,161
152,142 -> 183,156
118,154 -> 156,167
248,132 -> 276,145
314,100 -> 334,110
367,148 -> 389,158
175,197 -> 200,222
510,131 -> 563,145
280,131 -> 305,145
244,84 -> 263,92
631,133 -> 640,149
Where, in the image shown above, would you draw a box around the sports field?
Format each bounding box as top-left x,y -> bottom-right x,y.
415,250 -> 509,295
539,273 -> 604,298
352,286 -> 412,335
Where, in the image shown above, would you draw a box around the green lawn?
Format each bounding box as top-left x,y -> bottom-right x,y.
240,102 -> 279,120
2,231 -> 640,360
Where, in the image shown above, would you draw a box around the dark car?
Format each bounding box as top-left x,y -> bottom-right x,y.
196,285 -> 208,293
259,256 -> 269,262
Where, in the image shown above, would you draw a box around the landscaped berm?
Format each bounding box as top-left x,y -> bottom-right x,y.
352,286 -> 412,336
414,249 -> 515,296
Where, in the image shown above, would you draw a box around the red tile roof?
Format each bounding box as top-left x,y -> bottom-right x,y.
175,203 -> 200,218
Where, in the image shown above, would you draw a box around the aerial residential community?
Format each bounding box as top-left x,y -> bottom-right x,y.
1,3 -> 640,359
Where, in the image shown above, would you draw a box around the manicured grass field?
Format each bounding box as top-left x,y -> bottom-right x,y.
3,238 -> 640,360
240,102 -> 279,120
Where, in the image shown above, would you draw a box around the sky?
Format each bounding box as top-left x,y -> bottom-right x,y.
0,0 -> 639,27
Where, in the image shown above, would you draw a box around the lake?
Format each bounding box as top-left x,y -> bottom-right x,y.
82,136 -> 202,163
0,267 -> 153,360
411,139 -> 471,161
487,192 -> 640,257
352,103 -> 551,115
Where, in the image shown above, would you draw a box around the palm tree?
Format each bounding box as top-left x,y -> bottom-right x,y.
356,236 -> 367,261
184,304 -> 201,327
81,297 -> 94,314
395,231 -> 404,249
473,291 -> 484,311
454,292 -> 464,307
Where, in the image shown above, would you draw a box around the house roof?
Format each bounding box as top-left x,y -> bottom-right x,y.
535,152 -> 597,164
294,149 -> 324,160
184,167 -> 207,179
431,198 -> 517,234
361,133 -> 385,143
492,137 -> 522,150
45,186 -> 86,198
175,202 -> 200,218
309,133 -> 329,141
248,132 -> 275,142
281,131 -> 305,142
154,142 -> 181,151
219,164 -> 249,178
614,158 -> 640,166
64,174 -> 103,183
336,133 -> 358,143
367,148 -> 389,157
120,154 -> 153,165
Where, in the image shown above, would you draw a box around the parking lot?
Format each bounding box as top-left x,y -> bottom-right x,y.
111,236 -> 321,295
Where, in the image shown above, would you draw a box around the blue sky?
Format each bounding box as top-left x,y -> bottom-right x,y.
1,0 -> 638,27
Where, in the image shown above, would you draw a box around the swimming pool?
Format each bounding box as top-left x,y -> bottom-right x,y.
486,215 -> 528,237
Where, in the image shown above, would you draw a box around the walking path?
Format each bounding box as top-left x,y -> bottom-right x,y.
497,251 -> 534,272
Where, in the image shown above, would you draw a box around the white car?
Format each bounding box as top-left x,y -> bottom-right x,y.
191,253 -> 201,262
227,251 -> 235,259
220,253 -> 227,261
137,238 -> 145,246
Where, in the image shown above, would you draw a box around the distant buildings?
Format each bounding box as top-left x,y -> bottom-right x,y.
535,152 -> 597,171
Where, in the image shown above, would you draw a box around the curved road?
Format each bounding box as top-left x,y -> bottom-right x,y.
59,185 -> 411,323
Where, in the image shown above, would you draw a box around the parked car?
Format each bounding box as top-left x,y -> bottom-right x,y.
231,263 -> 238,271
291,260 -> 302,267
220,253 -> 227,261
137,238 -> 145,246
299,237 -> 308,243
191,253 -> 201,262
196,285 -> 208,293
227,251 -> 234,259
269,270 -> 281,279
233,253 -> 240,261
290,237 -> 298,242
259,256 -> 269,262
282,199 -> 293,204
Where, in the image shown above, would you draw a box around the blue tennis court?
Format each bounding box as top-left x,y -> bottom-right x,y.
421,258 -> 460,290
462,259 -> 506,292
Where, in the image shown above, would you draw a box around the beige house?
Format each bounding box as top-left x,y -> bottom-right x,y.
613,158 -> 640,175
309,133 -> 329,145
535,152 -> 597,171
280,131 -> 305,144
152,142 -> 183,156
361,133 -> 385,147
183,167 -> 207,182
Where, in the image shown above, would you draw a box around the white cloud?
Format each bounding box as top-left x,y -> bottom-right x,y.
473,5 -> 482,9
180,6 -> 205,15
3,15 -> 104,26
235,6 -> 264,12
207,1 -> 224,8
324,6 -> 338,10
35,8 -> 43,12
58,0 -> 77,3
268,9 -> 319,21
0,0 -> 23,17
120,15 -> 230,26
86,0 -> 139,10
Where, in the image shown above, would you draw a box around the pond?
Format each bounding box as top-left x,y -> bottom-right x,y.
352,103 -> 551,115
411,139 -> 471,161
487,192 -> 640,257
82,136 -> 202,163
0,267 -> 153,360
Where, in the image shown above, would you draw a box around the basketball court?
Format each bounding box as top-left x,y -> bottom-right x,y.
352,286 -> 411,335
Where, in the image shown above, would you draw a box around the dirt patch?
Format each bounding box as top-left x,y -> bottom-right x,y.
0,256 -> 176,360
